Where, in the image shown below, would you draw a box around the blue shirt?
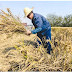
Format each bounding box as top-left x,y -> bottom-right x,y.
31,13 -> 51,36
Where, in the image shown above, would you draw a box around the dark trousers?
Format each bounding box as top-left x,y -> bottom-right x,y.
37,29 -> 51,54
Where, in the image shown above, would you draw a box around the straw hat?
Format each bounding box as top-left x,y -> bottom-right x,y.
24,7 -> 34,17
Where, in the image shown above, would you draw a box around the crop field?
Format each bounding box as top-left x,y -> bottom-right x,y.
0,9 -> 72,71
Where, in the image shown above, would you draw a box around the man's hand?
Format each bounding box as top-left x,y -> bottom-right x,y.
26,30 -> 32,35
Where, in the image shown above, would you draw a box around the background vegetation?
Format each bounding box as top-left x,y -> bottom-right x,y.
46,14 -> 72,27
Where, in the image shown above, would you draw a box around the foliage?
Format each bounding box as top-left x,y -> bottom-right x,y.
46,14 -> 72,27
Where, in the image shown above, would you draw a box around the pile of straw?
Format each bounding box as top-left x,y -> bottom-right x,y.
0,8 -> 26,33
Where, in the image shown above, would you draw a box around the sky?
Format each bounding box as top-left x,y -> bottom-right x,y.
0,1 -> 72,25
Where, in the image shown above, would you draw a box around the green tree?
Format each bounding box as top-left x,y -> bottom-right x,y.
46,14 -> 63,27
63,15 -> 72,27
46,14 -> 72,27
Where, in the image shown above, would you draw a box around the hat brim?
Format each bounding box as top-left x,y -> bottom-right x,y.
24,8 -> 33,18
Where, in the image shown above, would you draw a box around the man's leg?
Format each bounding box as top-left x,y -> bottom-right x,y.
37,38 -> 41,44
46,29 -> 51,54
34,39 -> 40,48
46,40 -> 51,54
34,38 -> 41,48
35,35 -> 43,48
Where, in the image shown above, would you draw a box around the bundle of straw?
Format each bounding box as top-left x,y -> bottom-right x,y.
0,8 -> 26,33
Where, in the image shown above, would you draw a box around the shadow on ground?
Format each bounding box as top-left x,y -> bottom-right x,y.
24,40 -> 38,47
2,40 -> 38,54
2,45 -> 21,54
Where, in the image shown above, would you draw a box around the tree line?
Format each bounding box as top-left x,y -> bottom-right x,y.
46,14 -> 72,27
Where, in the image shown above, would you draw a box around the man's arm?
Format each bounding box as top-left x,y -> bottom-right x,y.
31,16 -> 45,34
31,27 -> 42,34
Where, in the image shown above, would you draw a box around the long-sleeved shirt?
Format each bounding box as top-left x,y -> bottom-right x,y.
31,13 -> 51,36
31,27 -> 42,34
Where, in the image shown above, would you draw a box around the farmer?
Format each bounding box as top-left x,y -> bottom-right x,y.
24,7 -> 51,54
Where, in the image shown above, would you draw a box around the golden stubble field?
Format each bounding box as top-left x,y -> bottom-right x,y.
0,27 -> 72,71
0,9 -> 72,71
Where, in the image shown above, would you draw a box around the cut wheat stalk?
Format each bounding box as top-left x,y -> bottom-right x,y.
0,8 -> 26,34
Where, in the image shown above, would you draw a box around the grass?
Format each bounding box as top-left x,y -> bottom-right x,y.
0,9 -> 72,71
